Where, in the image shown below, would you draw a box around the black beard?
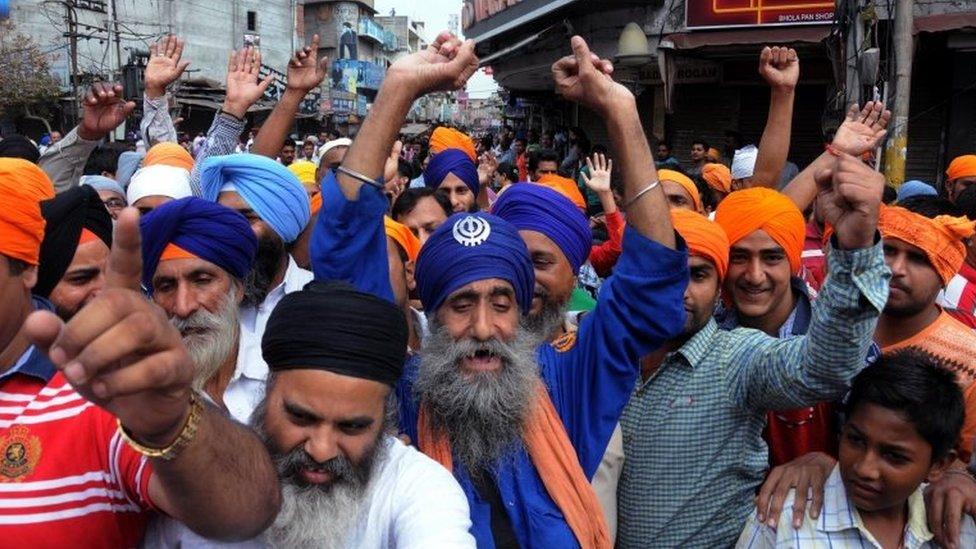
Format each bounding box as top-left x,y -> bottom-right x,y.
242,231 -> 286,307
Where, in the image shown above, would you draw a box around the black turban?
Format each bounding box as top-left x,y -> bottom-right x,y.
262,281 -> 408,386
35,185 -> 113,297
0,135 -> 41,164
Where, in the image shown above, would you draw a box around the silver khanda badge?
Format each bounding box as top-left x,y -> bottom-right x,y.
452,215 -> 491,247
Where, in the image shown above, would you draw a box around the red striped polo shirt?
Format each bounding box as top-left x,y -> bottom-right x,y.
0,371 -> 154,548
939,262 -> 976,317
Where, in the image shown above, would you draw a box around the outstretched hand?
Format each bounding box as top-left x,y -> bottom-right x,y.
286,34 -> 329,93
815,149 -> 884,250
78,83 -> 136,141
552,36 -> 630,116
223,47 -> 275,119
386,31 -> 479,99
145,35 -> 191,99
582,153 -> 613,193
24,208 -> 194,447
758,46 -> 799,93
832,101 -> 891,157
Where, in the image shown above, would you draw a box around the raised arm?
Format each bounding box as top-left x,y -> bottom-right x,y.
22,208 -> 280,540
748,46 -> 798,189
39,83 -> 134,193
582,153 -> 623,277
251,35 -> 329,159
782,102 -> 891,210
141,35 -> 190,146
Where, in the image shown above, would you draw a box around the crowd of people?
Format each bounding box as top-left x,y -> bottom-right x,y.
3,28 -> 976,549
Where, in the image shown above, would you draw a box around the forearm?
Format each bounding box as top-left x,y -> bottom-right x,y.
749,89 -> 795,189
337,74 -> 414,200
141,94 -> 178,146
782,151 -> 833,211
38,127 -> 100,194
251,88 -> 304,158
188,113 -> 246,196
603,99 -> 675,248
596,189 -> 617,214
150,404 -> 280,540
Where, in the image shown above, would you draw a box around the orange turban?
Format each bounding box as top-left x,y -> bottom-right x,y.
535,174 -> 586,211
0,158 -> 56,265
159,242 -> 199,262
946,155 -> 976,182
878,205 -> 976,286
144,142 -> 195,171
658,169 -> 701,212
701,163 -> 732,194
310,192 -> 323,215
707,147 -> 722,162
714,187 -> 805,273
672,209 -> 730,280
288,160 -> 318,189
430,127 -> 477,162
384,216 -> 421,262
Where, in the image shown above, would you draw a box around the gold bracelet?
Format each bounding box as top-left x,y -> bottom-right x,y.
116,392 -> 203,461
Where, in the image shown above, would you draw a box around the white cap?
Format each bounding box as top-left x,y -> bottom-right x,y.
126,165 -> 193,205
731,145 -> 759,180
316,138 -> 352,161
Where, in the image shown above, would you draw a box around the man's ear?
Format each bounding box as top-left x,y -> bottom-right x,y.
21,265 -> 38,291
233,279 -> 246,305
925,449 -> 958,484
405,260 -> 416,292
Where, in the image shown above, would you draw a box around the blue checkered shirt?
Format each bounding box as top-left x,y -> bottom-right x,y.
736,465 -> 976,548
617,241 -> 891,548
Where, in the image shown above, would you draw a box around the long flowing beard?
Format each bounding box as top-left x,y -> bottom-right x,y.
242,232 -> 286,308
413,321 -> 541,473
170,287 -> 240,392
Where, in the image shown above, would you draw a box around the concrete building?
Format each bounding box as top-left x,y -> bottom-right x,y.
465,0 -> 976,185
374,14 -> 428,60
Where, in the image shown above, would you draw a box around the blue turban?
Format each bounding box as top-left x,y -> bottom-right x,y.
492,183 -> 592,274
116,151 -> 144,189
897,179 -> 937,203
80,175 -> 125,198
140,197 -> 257,291
424,148 -> 480,196
200,154 -> 310,243
416,212 -> 534,313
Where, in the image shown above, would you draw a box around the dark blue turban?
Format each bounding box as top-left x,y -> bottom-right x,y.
140,197 -> 257,291
416,212 -> 534,313
491,183 -> 592,274
424,148 -> 480,197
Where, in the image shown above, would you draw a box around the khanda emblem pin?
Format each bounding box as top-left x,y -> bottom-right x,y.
1,425 -> 42,482
452,216 -> 491,247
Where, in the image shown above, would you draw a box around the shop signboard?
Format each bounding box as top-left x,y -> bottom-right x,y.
686,0 -> 834,29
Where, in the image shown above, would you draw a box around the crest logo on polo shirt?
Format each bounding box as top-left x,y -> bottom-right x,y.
1,425 -> 41,482
452,216 -> 491,247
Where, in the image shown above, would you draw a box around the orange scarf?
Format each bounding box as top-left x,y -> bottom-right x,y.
418,382 -> 611,549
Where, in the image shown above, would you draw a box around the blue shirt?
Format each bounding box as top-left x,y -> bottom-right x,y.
311,173 -> 690,548
0,297 -> 57,384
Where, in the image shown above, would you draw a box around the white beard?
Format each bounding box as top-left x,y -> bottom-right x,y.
262,481 -> 368,549
171,287 -> 240,393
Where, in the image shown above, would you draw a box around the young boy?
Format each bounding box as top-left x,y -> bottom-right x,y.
736,350 -> 976,548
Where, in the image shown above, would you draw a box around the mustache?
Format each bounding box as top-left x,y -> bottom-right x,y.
170,308 -> 223,335
276,448 -> 360,487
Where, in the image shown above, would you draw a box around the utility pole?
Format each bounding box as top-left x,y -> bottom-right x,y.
110,0 -> 122,78
64,1 -> 80,127
884,0 -> 914,187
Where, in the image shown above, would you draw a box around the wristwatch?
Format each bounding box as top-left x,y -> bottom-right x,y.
117,392 -> 203,461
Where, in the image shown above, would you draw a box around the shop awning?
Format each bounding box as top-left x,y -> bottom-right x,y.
913,12 -> 976,34
665,25 -> 831,50
399,123 -> 430,137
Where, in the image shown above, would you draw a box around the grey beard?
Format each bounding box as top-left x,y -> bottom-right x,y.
525,291 -> 566,340
169,286 -> 240,393
413,321 -> 541,473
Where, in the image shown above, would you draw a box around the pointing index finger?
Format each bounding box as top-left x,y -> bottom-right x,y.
106,208 -> 144,292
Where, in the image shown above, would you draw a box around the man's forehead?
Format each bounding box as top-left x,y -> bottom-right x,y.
217,190 -> 248,209
883,236 -> 932,259
447,278 -> 515,298
154,256 -> 228,279
731,229 -> 783,252
274,369 -> 388,413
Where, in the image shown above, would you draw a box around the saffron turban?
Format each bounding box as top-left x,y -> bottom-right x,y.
140,197 -> 257,291
430,127 -> 477,162
658,169 -> 702,211
714,187 -> 805,273
144,142 -> 195,171
424,148 -> 479,196
416,212 -> 534,313
201,154 -> 311,243
671,209 -> 730,281
701,163 -> 733,194
0,135 -> 40,163
896,180 -> 937,203
36,185 -> 113,297
288,160 -> 318,188
126,165 -> 193,204
0,158 -> 55,265
946,155 -> 976,182
80,175 -> 126,198
492,183 -> 591,274
263,281 -> 408,387
731,145 -> 759,180
535,174 -> 587,211
878,205 -> 976,286
385,216 -> 421,262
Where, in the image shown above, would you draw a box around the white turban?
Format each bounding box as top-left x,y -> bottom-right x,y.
317,138 -> 352,161
126,165 -> 193,205
731,145 -> 759,180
